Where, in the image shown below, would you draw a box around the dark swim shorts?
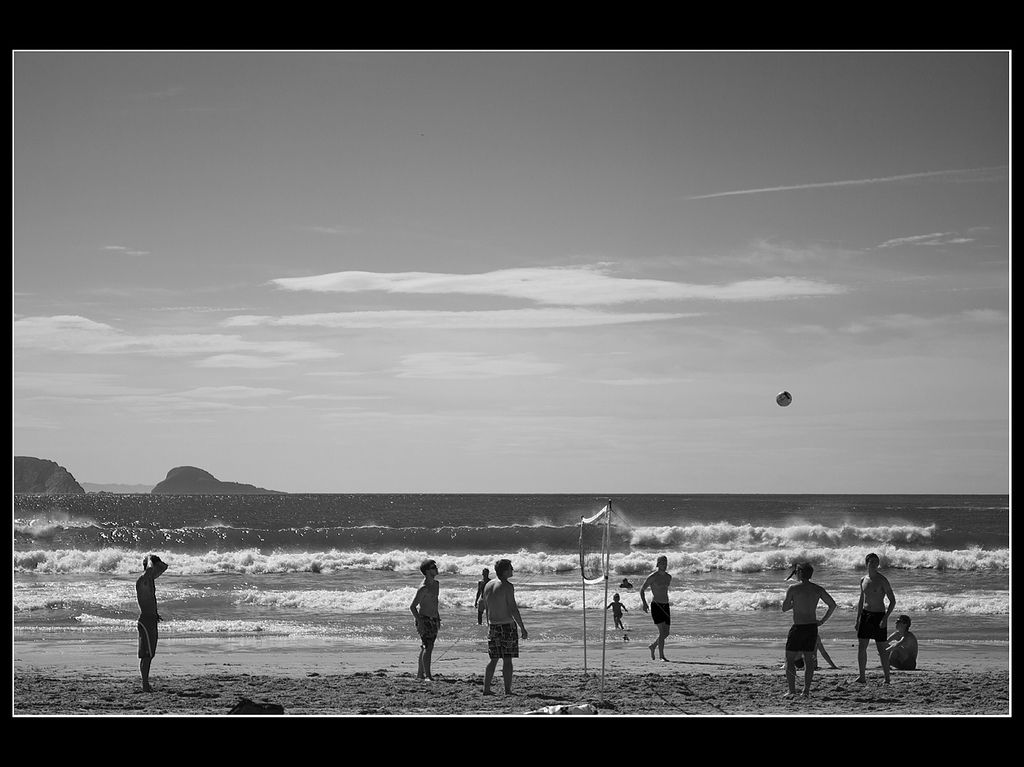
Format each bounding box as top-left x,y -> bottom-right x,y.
650,601 -> 670,626
137,615 -> 159,659
417,615 -> 440,642
487,622 -> 519,659
857,610 -> 887,641
786,622 -> 818,652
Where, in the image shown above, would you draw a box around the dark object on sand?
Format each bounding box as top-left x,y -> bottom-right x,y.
228,698 -> 285,714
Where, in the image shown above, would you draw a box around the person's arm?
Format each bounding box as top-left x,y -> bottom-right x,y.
639,574 -> 654,612
622,605 -> 628,612
818,587 -> 837,626
410,585 -> 424,621
149,555 -> 168,578
474,583 -> 483,607
854,580 -> 864,629
782,585 -> 794,613
507,585 -> 527,639
882,577 -> 896,624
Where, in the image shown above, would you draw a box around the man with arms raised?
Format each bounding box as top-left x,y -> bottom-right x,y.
855,552 -> 896,684
782,562 -> 837,699
482,558 -> 528,695
136,554 -> 168,692
639,555 -> 673,661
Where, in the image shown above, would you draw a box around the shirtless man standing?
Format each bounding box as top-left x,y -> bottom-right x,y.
855,552 -> 896,684
410,558 -> 441,681
482,558 -> 528,695
782,562 -> 837,699
136,554 -> 168,692
639,555 -> 672,661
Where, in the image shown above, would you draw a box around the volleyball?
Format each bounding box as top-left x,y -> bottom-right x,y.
776,391 -> 793,407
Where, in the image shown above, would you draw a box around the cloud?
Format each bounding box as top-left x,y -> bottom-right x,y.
225,308 -> 696,330
175,386 -> 286,400
875,232 -> 976,249
101,245 -> 150,257
685,166 -> 1008,200
299,225 -> 361,236
14,315 -> 339,364
842,310 -> 1008,334
396,352 -> 562,380
268,266 -> 844,306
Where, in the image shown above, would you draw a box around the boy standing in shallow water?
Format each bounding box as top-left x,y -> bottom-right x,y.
410,559 -> 440,681
482,558 -> 528,695
606,593 -> 629,631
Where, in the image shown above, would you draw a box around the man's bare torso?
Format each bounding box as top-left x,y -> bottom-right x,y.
484,579 -> 515,623
645,571 -> 671,603
860,573 -> 890,611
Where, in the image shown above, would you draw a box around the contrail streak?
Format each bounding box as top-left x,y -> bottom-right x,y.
685,166 -> 1007,200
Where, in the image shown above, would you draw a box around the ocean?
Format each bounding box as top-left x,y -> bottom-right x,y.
13,494 -> 1010,668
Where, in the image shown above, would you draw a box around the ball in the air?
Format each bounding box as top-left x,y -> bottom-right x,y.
776,391 -> 793,407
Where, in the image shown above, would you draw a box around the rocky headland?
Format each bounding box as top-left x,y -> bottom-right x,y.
150,466 -> 285,495
13,456 -> 85,494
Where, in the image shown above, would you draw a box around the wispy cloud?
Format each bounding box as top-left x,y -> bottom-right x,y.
298,224 -> 361,236
395,352 -> 562,380
685,166 -> 1008,200
101,245 -> 150,257
842,309 -> 1008,334
269,266 -> 845,306
225,308 -> 696,330
14,315 -> 339,365
875,232 -> 975,249
175,386 -> 286,400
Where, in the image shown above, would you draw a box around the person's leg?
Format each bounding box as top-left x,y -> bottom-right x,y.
502,658 -> 514,693
423,638 -> 434,680
817,637 -> 838,669
876,640 -> 891,684
802,650 -> 815,696
784,651 -> 798,695
483,657 -> 499,694
857,637 -> 869,681
657,623 -> 670,660
140,656 -> 152,692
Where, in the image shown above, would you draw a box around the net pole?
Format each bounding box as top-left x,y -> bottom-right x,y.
600,499 -> 611,698
580,515 -> 588,674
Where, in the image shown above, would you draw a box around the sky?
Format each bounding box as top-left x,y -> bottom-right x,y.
13,51 -> 1010,493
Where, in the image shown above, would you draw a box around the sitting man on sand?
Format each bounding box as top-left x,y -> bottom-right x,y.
855,552 -> 896,685
482,558 -> 528,695
885,614 -> 919,670
639,555 -> 672,661
410,558 -> 441,681
136,554 -> 169,692
782,562 -> 837,699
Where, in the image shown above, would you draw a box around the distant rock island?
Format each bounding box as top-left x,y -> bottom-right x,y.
150,466 -> 286,495
14,456 -> 86,494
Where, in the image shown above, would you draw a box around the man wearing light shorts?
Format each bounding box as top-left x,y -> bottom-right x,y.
482,558 -> 528,695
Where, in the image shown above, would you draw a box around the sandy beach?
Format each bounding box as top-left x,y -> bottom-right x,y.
13,635 -> 1010,716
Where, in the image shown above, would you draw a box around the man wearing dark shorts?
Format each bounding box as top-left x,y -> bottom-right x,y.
639,555 -> 673,661
136,554 -> 168,692
782,563 -> 836,699
855,553 -> 896,685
